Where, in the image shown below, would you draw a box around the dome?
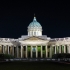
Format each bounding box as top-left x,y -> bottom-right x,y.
27,16 -> 42,36
28,17 -> 42,28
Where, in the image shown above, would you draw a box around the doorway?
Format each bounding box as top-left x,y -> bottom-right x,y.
32,46 -> 36,58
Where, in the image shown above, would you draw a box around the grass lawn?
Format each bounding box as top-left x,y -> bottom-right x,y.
0,61 -> 70,70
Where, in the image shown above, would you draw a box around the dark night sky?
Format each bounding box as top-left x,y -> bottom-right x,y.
0,1 -> 70,39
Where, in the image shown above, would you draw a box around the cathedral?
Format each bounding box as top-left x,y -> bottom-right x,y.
0,16 -> 70,58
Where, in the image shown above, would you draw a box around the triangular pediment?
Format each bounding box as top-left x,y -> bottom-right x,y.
24,36 -> 44,41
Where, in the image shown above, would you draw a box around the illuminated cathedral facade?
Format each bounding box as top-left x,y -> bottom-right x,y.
0,16 -> 70,58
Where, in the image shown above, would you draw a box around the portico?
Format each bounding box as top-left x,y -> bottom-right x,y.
19,45 -> 48,58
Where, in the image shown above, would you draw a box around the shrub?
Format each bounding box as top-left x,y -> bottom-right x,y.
52,53 -> 70,59
0,54 -> 15,59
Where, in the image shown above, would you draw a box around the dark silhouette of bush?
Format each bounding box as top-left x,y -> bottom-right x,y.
0,54 -> 15,59
52,53 -> 70,59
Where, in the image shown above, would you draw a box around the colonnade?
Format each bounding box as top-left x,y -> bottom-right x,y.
20,45 -> 48,58
0,45 -> 14,55
0,45 -> 70,58
49,45 -> 69,58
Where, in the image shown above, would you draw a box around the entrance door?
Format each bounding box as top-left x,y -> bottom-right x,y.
32,46 -> 36,58
33,52 -> 36,58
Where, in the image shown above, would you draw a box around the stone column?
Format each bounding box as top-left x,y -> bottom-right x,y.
7,45 -> 9,54
64,45 -> 66,53
67,45 -> 70,53
17,46 -> 19,58
50,46 -> 52,58
9,46 -> 12,55
31,46 -> 32,58
55,46 -> 56,54
40,45 -> 42,58
5,46 -> 7,54
26,45 -> 27,58
46,45 -> 47,58
21,45 -> 23,58
36,46 -> 38,58
12,46 -> 14,56
3,45 -> 5,54
59,46 -> 61,53
57,46 -> 59,53
0,45 -> 2,53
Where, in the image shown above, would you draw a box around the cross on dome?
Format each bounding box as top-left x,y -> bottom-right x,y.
33,14 -> 36,21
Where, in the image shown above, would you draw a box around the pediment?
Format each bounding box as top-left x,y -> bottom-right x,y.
19,36 -> 48,45
24,36 -> 44,41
